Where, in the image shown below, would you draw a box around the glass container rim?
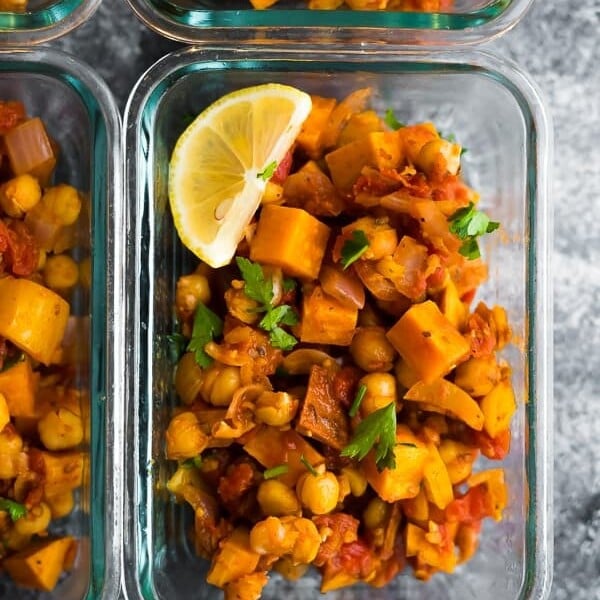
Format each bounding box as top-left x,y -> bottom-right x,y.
0,45 -> 124,600
124,0 -> 534,46
123,44 -> 553,600
0,0 -> 101,47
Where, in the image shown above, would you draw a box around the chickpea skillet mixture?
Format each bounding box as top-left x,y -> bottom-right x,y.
249,0 -> 453,11
0,101 -> 87,591
165,86 -> 516,599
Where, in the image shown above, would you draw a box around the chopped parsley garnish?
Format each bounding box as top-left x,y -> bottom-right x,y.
263,464 -> 289,479
182,455 -> 203,469
0,498 -> 26,522
448,202 -> 500,260
282,277 -> 297,294
340,230 -> 370,270
166,332 -> 187,364
257,160 -> 278,182
300,454 -> 318,477
340,402 -> 397,472
187,302 -> 223,368
439,130 -> 456,143
348,384 -> 367,418
236,257 -> 299,350
384,108 -> 405,131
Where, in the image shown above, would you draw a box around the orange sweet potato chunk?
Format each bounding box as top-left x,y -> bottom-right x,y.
296,95 -> 337,159
0,357 -> 39,418
249,205 -> 330,280
386,300 -> 470,383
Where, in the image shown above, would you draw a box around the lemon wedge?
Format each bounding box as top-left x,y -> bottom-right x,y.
168,84 -> 312,268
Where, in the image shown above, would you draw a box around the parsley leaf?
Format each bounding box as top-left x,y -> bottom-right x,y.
341,230 -> 370,270
257,160 -> 278,182
0,498 -> 26,522
300,454 -> 318,476
269,327 -> 298,351
263,464 -> 289,479
340,402 -> 397,471
235,257 -> 273,307
236,257 -> 298,350
166,332 -> 187,364
182,455 -> 203,469
348,384 -> 367,418
439,130 -> 456,143
448,202 -> 500,261
282,277 -> 297,294
384,108 -> 405,131
187,302 -> 223,368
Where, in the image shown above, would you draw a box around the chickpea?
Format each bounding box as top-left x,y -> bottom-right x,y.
454,355 -> 500,398
42,184 -> 82,225
175,273 -> 211,320
165,412 -> 208,460
174,352 -> 204,405
363,497 -> 390,530
0,425 -> 23,455
43,254 -> 79,291
257,480 -> 300,517
249,516 -> 296,556
350,327 -> 396,372
287,517 -> 321,564
415,138 -> 462,176
394,358 -> 419,390
46,491 -> 75,519
38,408 -> 84,450
0,174 -> 41,218
254,391 -> 299,427
274,557 -> 309,581
357,302 -> 383,327
0,393 -> 9,431
14,502 -> 52,536
359,372 -> 397,416
296,471 -> 339,515
348,217 -> 397,261
224,283 -> 260,325
208,366 -> 241,407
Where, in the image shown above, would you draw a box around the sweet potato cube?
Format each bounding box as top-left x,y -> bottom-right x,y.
325,131 -> 403,191
423,443 -> 454,509
29,450 -> 84,497
249,205 -> 330,280
4,118 -> 56,184
296,95 -> 337,159
298,285 -> 358,346
0,357 -> 39,418
206,528 -> 261,588
0,277 -> 70,365
296,365 -> 350,450
3,537 -> 76,591
364,424 -> 429,502
386,300 -> 470,383
338,110 -> 384,146
480,379 -> 516,438
438,278 -> 467,331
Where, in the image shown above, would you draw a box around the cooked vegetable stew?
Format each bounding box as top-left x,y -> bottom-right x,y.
0,100 -> 87,591
166,87 -> 515,598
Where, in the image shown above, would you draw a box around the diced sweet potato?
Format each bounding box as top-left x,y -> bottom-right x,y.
364,424 -> 429,502
3,537 -> 76,591
0,277 -> 70,365
243,426 -> 324,487
386,300 -> 470,383
0,357 -> 39,418
298,285 -> 358,346
338,110 -> 384,146
480,378 -> 516,438
249,205 -> 330,280
437,278 -> 467,330
404,378 -> 484,431
296,95 -> 337,159
325,131 -> 404,192
283,160 -> 344,217
296,365 -> 350,450
206,528 -> 261,588
29,449 -> 84,498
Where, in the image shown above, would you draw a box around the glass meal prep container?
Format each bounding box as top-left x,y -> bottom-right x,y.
0,47 -> 121,599
123,46 -> 552,600
0,0 -> 100,47
124,0 -> 534,45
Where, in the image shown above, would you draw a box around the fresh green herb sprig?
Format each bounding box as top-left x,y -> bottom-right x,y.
348,384 -> 367,418
235,257 -> 299,351
448,202 -> 500,260
384,108 -> 405,131
263,464 -> 289,479
340,230 -> 370,270
166,332 -> 187,364
257,160 -> 278,182
182,455 -> 203,469
0,498 -> 26,522
300,454 -> 318,477
341,402 -> 397,472
187,302 -> 223,368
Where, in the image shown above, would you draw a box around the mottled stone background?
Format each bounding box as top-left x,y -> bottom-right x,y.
51,0 -> 600,598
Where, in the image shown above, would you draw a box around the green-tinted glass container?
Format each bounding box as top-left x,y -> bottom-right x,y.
123,45 -> 552,600
124,0 -> 534,44
0,0 -> 100,46
0,47 -> 122,599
